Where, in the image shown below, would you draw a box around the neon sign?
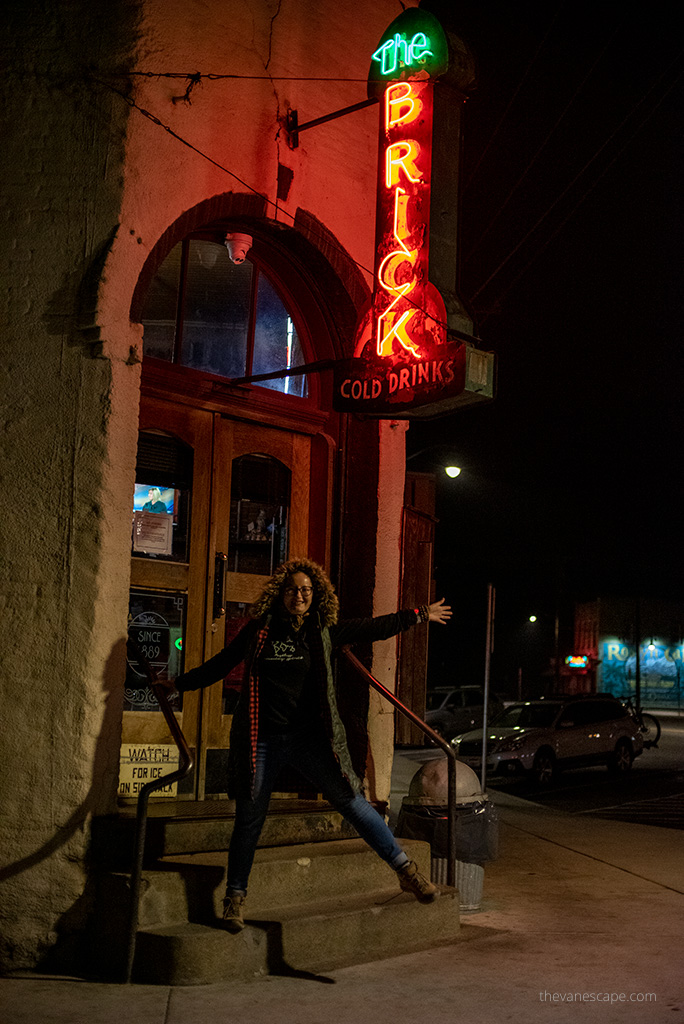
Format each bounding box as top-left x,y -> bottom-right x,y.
334,8 -> 471,418
371,32 -> 433,77
368,76 -> 446,365
565,655 -> 589,669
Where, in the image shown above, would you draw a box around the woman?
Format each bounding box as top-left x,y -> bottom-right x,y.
141,487 -> 167,513
171,557 -> 452,932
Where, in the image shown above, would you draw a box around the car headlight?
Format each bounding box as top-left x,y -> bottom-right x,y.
494,736 -> 527,753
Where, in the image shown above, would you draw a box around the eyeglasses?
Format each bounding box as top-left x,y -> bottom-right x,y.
283,586 -> 313,597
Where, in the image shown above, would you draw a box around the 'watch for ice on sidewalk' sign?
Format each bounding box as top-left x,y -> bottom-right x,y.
334,9 -> 474,419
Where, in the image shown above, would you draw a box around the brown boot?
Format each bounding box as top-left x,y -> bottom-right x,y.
222,892 -> 246,932
396,860 -> 439,904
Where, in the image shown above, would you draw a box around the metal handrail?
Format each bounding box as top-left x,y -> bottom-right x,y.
123,640 -> 195,983
341,646 -> 460,888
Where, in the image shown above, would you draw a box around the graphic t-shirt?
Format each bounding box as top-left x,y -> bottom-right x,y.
257,617 -> 317,732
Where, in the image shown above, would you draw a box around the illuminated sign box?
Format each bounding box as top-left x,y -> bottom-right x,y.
333,9 -> 495,419
335,340 -> 462,416
334,341 -> 493,418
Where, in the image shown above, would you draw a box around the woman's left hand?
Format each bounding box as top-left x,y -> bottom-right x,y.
153,676 -> 177,695
428,598 -> 452,624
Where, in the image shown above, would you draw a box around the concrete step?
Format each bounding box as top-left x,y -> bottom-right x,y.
92,802 -> 356,866
133,887 -> 460,984
92,838 -> 461,982
98,838 -> 434,929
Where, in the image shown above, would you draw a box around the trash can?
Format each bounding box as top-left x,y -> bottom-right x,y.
395,758 -> 498,911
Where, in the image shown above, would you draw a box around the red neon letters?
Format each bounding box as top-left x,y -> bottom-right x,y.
337,14 -> 469,415
372,79 -> 443,361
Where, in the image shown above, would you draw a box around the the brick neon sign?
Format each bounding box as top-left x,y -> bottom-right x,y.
370,77 -> 444,361
334,9 -> 470,418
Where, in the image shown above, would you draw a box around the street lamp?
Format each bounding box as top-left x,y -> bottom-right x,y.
406,446 -> 462,479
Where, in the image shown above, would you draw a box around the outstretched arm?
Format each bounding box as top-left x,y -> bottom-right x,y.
331,599 -> 452,648
157,619 -> 259,693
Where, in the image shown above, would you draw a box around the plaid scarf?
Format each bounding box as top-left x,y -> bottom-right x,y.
246,621 -> 270,793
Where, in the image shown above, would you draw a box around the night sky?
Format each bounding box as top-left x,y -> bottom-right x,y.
409,2 -> 684,687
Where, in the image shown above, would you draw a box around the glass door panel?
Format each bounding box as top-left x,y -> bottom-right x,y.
125,588 -> 186,713
119,400 -> 213,803
228,454 -> 290,576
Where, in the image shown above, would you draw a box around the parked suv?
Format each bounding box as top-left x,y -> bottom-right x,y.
451,695 -> 644,784
425,686 -> 504,741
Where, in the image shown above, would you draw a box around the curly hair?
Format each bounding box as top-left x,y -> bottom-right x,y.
250,557 -> 339,627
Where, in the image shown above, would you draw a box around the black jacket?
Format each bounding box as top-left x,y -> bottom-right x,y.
175,609 -> 421,797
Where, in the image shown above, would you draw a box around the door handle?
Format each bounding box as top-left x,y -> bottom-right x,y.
213,552 -> 227,619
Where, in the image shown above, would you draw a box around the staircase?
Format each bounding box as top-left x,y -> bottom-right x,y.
91,811 -> 460,984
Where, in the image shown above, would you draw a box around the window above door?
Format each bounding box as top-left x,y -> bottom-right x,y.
142,237 -> 308,398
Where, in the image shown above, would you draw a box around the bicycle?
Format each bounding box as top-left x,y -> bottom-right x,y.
621,696 -> 661,748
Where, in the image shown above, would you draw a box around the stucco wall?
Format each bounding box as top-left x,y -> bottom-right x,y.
0,0 -> 141,972
104,0 -> 418,316
0,0 -> 417,972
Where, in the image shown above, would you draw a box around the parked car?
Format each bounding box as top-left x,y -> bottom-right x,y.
425,686 -> 504,741
451,694 -> 644,784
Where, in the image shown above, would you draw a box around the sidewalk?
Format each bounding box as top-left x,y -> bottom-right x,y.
1,783 -> 682,1023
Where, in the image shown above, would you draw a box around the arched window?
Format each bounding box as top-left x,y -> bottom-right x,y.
141,237 -> 308,397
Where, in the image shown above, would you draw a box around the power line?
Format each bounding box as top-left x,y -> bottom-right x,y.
463,1 -> 567,195
473,61 -> 684,323
464,26 -> 618,265
104,70 -> 373,82
468,49 -> 684,308
96,78 -> 274,203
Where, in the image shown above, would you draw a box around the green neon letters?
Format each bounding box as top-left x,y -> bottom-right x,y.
371,32 -> 433,76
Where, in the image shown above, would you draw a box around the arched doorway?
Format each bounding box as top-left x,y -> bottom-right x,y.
120,215 -> 362,804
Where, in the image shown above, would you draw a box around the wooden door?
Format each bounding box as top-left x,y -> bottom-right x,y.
119,398 -> 311,802
199,417 -> 311,798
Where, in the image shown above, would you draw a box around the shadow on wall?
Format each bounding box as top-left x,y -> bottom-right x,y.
0,639 -> 126,973
42,229 -> 119,347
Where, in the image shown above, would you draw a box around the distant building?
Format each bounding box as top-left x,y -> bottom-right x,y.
574,598 -> 684,709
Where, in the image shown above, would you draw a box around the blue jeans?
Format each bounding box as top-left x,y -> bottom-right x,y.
226,729 -> 408,893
